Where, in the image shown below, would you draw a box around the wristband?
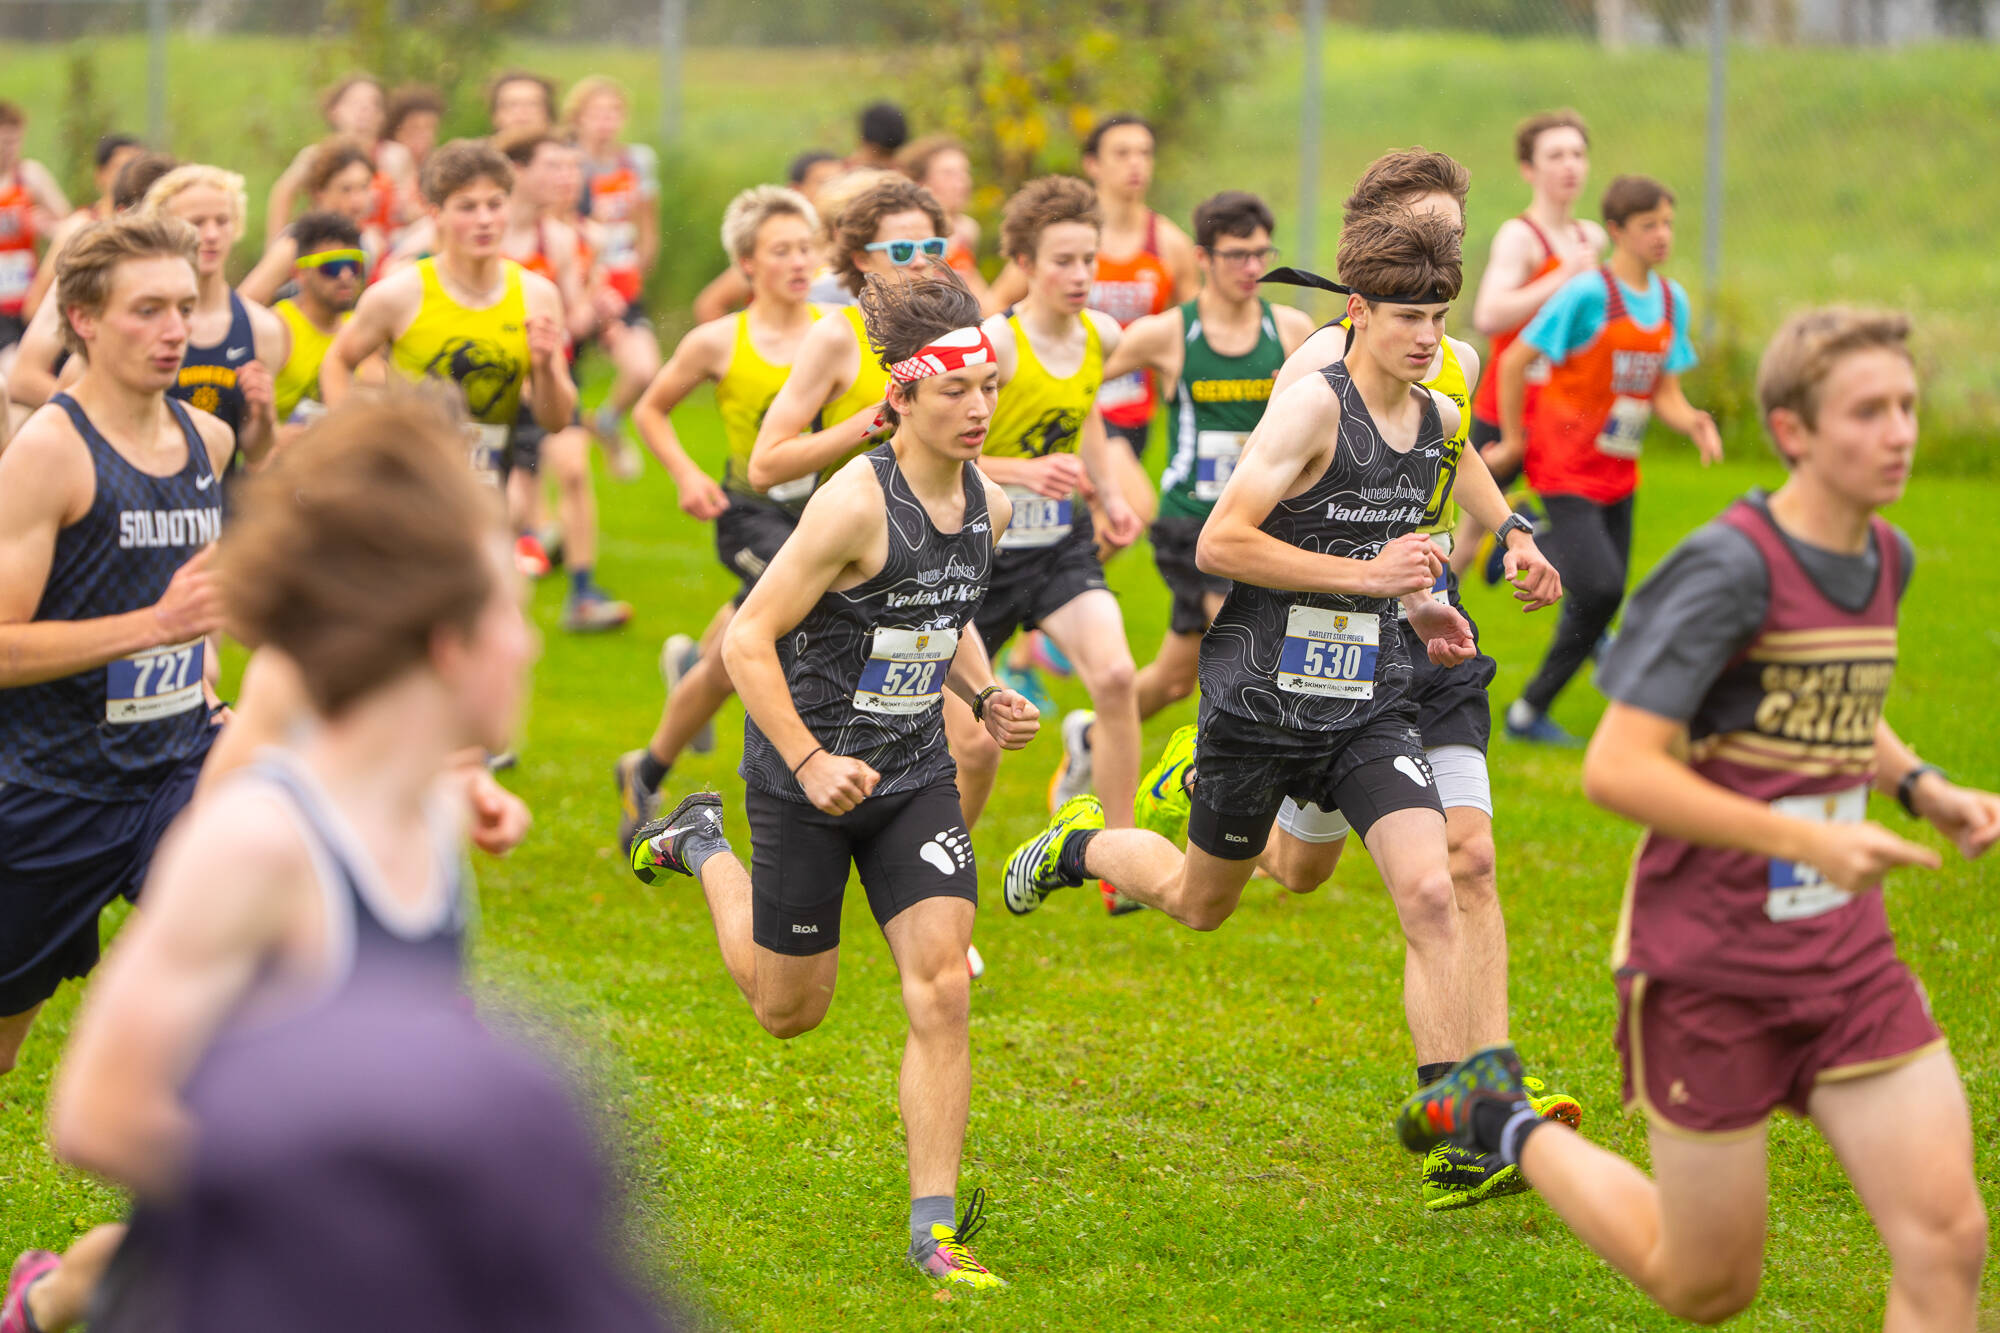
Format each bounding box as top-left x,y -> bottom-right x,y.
972,685 -> 1002,721
1896,763 -> 1945,818
791,746 -> 825,781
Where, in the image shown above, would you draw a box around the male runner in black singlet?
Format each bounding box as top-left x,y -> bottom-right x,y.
0,214 -> 230,1077
1004,208 -> 1563,1159
630,264 -> 1037,1290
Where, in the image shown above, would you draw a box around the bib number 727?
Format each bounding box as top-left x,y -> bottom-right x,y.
106,638 -> 207,723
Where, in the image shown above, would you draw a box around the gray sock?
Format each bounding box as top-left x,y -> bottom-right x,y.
683,830 -> 730,878
910,1195 -> 955,1253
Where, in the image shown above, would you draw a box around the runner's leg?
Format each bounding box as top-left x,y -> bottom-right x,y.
1134,630 -> 1202,721
1810,1048 -> 1986,1332
21,1222 -> 126,1333
1445,805 -> 1508,1048
1081,831 -> 1260,931
0,1004 -> 42,1075
1362,806 -> 1469,1066
1518,493 -> 1631,717
883,895 -> 977,1202
691,848 -> 838,1036
647,638 -> 736,769
545,426 -> 598,575
1039,590 -> 1139,827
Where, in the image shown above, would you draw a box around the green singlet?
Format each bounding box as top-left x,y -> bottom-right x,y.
1158,299 -> 1285,520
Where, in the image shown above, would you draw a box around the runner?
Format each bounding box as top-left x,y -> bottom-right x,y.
238,137 -> 388,303
19,132 -> 141,321
1001,209 -> 1570,1196
1398,307 -> 1998,1328
143,165 -> 288,468
973,174 -> 1144,852
384,83 -> 445,186
1239,149 -> 1586,1209
848,101 -> 909,170
1497,174 -> 1722,746
1097,189 -> 1313,720
628,262 -> 1036,1290
564,75 -> 663,468
615,184 -> 824,845
0,213 -> 228,1081
264,75 -> 415,252
747,179 -> 1016,830
896,134 -> 990,308
321,140 -> 576,496
488,69 -> 558,138
690,150 -> 842,324
269,212 -> 368,435
0,100 -> 72,370
4,394 -> 528,1333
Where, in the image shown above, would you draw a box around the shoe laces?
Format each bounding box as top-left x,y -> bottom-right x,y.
935,1188 -> 990,1269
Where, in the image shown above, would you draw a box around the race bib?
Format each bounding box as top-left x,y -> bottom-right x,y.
999,484 -> 1073,550
467,423 -> 507,484
0,250 -> 33,304
1194,430 -> 1246,502
107,638 -> 205,724
1275,606 -> 1378,699
1766,786 -> 1866,922
288,397 -> 328,427
852,626 -> 958,715
1595,395 -> 1652,459
765,473 -> 817,505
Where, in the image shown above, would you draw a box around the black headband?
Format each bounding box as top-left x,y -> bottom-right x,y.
1261,264 -> 1452,308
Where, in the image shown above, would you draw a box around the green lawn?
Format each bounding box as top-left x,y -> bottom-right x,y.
2,379 -> 1996,1329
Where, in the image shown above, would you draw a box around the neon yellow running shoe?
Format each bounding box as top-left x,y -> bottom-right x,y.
1420,1143 -> 1528,1211
910,1189 -> 1005,1289
1002,794 -> 1104,915
1135,723 -> 1196,844
1523,1074 -> 1583,1132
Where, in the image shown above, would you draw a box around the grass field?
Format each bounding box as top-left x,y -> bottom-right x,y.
1,23 -> 1997,447
2,372 -> 1997,1329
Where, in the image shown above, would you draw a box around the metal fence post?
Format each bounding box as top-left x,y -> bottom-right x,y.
147,0 -> 167,144
1703,0 -> 1726,344
1298,0 -> 1323,278
659,0 -> 685,145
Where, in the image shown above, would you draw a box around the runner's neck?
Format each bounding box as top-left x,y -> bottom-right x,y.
890,428 -> 969,511
747,287 -> 815,334
1608,249 -> 1653,290
1099,192 -> 1151,238
67,372 -> 175,452
436,249 -> 505,301
1340,333 -> 1425,436
1196,284 -> 1260,330
1015,295 -> 1078,345
1768,475 -> 1876,556
196,268 -> 232,312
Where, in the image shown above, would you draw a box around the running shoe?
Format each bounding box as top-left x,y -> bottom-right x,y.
563,587 -> 634,634
1002,793 -> 1104,915
1503,702 -> 1582,748
1420,1143 -> 1528,1212
1135,723 -> 1197,844
909,1189 -> 1004,1290
659,633 -> 713,755
594,406 -> 644,482
629,792 -> 726,884
997,662 -> 1055,721
1523,1073 -> 1584,1132
514,532 -> 552,579
1047,709 -> 1095,811
539,526 -> 566,571
613,749 -> 662,854
966,943 -> 985,980
1024,632 -> 1073,677
2,1250 -> 57,1333
1394,1043 -> 1525,1155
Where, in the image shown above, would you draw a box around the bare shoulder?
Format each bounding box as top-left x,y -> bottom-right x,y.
184,402 -> 237,474
1580,219 -> 1610,253
1082,307 -> 1123,344
1445,333 -> 1481,387
976,469 -> 1012,530
1154,214 -> 1196,256
0,403 -> 93,500
1271,302 -> 1318,351
1486,216 -> 1535,259
142,778 -> 315,917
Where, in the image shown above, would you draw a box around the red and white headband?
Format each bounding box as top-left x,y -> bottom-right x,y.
889,326 -> 996,384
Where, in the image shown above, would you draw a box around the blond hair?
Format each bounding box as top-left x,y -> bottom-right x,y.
143,163 -> 248,233
53,213 -> 199,356
1757,307 -> 1914,451
720,184 -> 818,263
560,74 -> 627,130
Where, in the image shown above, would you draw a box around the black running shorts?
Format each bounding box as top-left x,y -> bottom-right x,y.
974,512 -> 1107,656
1402,586 -> 1496,753
1148,515 -> 1230,637
1105,418 -> 1150,457
746,780 -> 977,955
1187,702 -> 1441,860
714,496 -> 801,606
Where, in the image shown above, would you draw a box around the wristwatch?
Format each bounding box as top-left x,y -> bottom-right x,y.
1493,512 -> 1537,546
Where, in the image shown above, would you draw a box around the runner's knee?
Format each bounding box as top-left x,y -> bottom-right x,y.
1083,652 -> 1136,702
1392,867 -> 1459,948
901,957 -> 971,1034
1655,1267 -> 1760,1326
754,990 -> 831,1040
1887,1179 -> 1987,1285
1446,825 -> 1497,906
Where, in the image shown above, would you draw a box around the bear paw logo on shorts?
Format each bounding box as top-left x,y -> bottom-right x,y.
1394,755 -> 1431,788
919,827 -> 974,876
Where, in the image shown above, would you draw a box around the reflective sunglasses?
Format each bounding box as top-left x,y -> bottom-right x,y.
864,236 -> 949,266
297,248 -> 366,279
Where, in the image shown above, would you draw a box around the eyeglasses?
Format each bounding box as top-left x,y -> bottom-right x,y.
864,236 -> 950,265
1209,245 -> 1280,268
297,248 -> 366,279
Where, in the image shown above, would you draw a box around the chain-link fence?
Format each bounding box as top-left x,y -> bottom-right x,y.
2,0 -> 1993,459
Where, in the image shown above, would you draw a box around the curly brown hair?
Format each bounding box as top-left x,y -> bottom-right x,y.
1336,205 -> 1463,306
999,175 -> 1101,265
829,177 -> 947,297
858,261 -> 983,427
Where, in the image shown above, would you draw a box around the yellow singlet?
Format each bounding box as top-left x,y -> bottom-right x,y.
715,306 -> 822,499
389,258 -> 530,428
984,313 -> 1104,460
272,298 -> 347,422
821,305 -> 890,436
1332,315 -> 1470,538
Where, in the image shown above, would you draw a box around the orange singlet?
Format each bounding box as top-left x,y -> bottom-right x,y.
0,175 -> 41,319
1470,214 -> 1584,426
945,235 -> 979,281
1525,267 -> 1677,505
1089,210 -> 1175,429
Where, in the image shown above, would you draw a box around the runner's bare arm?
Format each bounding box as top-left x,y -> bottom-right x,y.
1271,321 -> 1347,399
1875,719 -> 2000,860
691,264 -> 751,324
23,159 -> 69,234
1272,303 -> 1317,356
5,298 -> 67,409
1472,219 -> 1587,336
20,212 -> 85,318
1652,372 -> 1723,464
0,422 -> 221,685
748,313 -> 873,489
1583,703 -> 1938,896
264,145 -> 315,244
945,625 -> 1039,751
1099,306 -> 1183,385
1158,216 -> 1202,303
321,270 -> 417,403
631,318 -> 730,517
1076,404 -> 1141,547
235,234 -> 298,308
235,296 -> 290,467
722,461 -> 885,806
50,788 -> 316,1194
521,270 -> 578,431
1490,334 -> 1541,472
1440,415 -> 1561,611
982,260 -> 1028,318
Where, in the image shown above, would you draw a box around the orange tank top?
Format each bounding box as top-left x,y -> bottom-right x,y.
1471,214 -> 1581,424
0,177 -> 41,317
945,236 -> 979,280
1090,211 -> 1175,428
1526,268 -> 1676,505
